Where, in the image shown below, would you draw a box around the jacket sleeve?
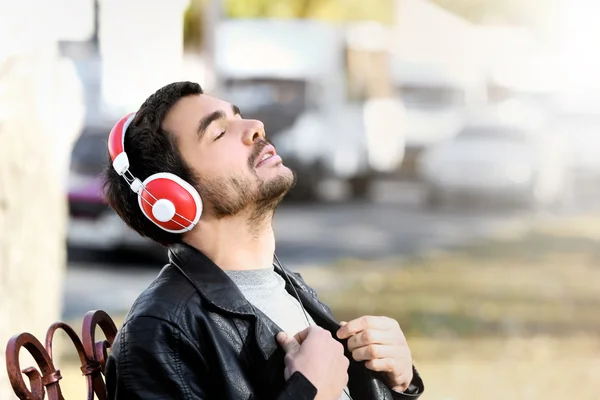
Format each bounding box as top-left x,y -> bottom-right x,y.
106,316 -> 211,400
276,371 -> 318,400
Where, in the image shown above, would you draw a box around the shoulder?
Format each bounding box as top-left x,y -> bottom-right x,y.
288,269 -> 320,297
107,264 -> 209,370
119,264 -> 208,340
105,302 -> 210,398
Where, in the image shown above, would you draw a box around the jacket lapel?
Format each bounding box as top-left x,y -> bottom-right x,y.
272,266 -> 341,330
168,243 -> 283,361
273,267 -> 400,399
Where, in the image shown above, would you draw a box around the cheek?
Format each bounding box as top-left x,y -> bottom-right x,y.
216,142 -> 253,170
194,148 -> 251,181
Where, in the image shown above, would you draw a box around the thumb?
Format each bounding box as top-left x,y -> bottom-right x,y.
276,332 -> 301,354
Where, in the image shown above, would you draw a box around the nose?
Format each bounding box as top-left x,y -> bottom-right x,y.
242,119 -> 265,145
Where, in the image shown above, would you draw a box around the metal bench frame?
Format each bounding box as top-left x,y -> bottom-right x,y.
5,310 -> 117,400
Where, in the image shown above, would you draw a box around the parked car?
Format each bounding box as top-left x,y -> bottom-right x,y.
67,126 -> 167,260
549,110 -> 600,187
275,98 -> 406,201
417,116 -> 570,209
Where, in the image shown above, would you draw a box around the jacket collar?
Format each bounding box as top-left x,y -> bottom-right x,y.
167,242 -> 339,359
167,242 -> 315,313
168,242 -> 256,315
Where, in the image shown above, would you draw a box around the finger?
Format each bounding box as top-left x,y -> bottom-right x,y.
293,326 -> 314,344
337,316 -> 399,339
364,358 -> 399,374
276,332 -> 287,344
276,332 -> 300,354
366,359 -> 412,392
347,329 -> 400,352
352,344 -> 400,362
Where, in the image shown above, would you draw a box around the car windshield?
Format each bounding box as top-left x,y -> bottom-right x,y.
70,129 -> 110,176
223,78 -> 312,136
398,85 -> 466,109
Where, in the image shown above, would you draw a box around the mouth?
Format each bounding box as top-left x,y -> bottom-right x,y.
255,145 -> 280,167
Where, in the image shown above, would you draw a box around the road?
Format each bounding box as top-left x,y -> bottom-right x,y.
62,181 -> 550,320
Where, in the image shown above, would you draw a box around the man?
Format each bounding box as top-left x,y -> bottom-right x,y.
103,81 -> 424,399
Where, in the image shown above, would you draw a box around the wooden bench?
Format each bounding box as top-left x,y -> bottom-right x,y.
5,310 -> 118,400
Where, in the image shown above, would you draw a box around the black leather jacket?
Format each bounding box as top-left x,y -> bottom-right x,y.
105,243 -> 424,399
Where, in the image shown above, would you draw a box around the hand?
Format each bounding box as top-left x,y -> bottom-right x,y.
277,326 -> 349,400
337,316 -> 413,393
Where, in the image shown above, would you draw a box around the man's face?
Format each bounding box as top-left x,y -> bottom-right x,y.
162,94 -> 295,219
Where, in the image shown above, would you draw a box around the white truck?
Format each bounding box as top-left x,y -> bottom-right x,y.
213,19 -> 405,200
390,0 -> 488,178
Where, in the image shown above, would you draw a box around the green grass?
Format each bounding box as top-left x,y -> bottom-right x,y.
310,219 -> 600,338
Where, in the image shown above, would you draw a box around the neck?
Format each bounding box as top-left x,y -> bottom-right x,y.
183,211 -> 275,271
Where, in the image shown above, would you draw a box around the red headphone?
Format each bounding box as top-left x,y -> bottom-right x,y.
107,112 -> 203,233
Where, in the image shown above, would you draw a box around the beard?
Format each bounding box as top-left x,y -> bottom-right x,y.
195,140 -> 296,221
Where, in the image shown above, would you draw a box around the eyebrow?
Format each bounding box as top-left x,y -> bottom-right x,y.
197,104 -> 241,140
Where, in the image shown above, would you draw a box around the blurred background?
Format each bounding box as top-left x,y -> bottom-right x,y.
1,0 -> 600,399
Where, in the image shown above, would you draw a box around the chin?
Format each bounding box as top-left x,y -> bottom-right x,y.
277,163 -> 294,177
256,164 -> 296,202
278,166 -> 296,186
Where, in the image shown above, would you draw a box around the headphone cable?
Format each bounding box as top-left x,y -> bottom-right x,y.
274,253 -> 353,400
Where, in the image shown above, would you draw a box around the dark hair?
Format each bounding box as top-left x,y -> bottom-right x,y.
102,81 -> 203,246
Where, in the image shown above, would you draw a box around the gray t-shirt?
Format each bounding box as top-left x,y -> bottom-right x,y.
225,267 -> 352,400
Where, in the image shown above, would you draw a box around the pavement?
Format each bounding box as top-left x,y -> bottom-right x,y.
61,180 -> 577,320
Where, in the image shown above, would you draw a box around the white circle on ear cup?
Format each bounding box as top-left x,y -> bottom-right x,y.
139,172 -> 203,233
152,199 -> 176,222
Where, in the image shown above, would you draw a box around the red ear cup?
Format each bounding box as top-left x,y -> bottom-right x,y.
108,112 -> 135,162
137,173 -> 203,233
109,113 -> 202,233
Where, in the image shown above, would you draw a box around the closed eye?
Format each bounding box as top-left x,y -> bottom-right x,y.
215,131 -> 225,141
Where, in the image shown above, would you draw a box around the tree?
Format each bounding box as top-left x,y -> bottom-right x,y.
0,2 -> 85,397
225,0 -> 394,23
183,0 -> 395,49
